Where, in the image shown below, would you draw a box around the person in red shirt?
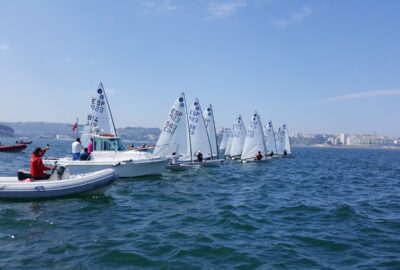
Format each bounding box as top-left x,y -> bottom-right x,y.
87,138 -> 93,154
30,146 -> 52,180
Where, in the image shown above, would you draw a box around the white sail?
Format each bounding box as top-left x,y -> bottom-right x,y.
219,128 -> 229,151
276,127 -> 284,155
282,124 -> 292,154
224,128 -> 233,156
153,93 -> 190,158
81,83 -> 116,147
230,115 -> 246,158
265,120 -> 278,155
203,104 -> 218,158
188,98 -> 213,160
241,111 -> 267,160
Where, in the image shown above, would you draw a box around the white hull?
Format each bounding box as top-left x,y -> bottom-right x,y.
241,157 -> 271,164
190,159 -> 223,167
166,163 -> 199,171
0,169 -> 118,199
44,158 -> 169,178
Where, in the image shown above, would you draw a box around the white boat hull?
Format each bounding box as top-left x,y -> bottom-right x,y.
44,158 -> 169,178
241,157 -> 271,164
0,169 -> 118,199
190,159 -> 223,167
166,163 -> 199,171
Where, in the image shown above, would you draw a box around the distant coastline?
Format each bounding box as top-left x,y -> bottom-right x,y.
295,144 -> 400,150
0,121 -> 161,141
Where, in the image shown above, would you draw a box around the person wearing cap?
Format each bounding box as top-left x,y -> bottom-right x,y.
30,146 -> 52,180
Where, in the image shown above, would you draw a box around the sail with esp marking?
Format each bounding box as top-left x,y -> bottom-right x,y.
282,124 -> 292,155
81,83 -> 116,147
203,104 -> 218,159
241,111 -> 267,160
153,93 -> 190,158
188,98 -> 213,160
229,115 -> 246,158
265,120 -> 278,155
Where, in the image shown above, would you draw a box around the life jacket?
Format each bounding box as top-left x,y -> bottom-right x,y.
30,151 -> 51,177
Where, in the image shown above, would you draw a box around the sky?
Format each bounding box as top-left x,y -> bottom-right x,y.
0,0 -> 399,136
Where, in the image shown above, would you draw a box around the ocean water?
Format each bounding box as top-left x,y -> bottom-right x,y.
0,139 -> 399,269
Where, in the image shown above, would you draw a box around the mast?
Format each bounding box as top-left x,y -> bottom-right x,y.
183,93 -> 193,162
210,105 -> 219,159
100,82 -> 118,136
257,113 -> 267,155
76,117 -> 79,138
272,122 -> 278,154
198,100 -> 214,160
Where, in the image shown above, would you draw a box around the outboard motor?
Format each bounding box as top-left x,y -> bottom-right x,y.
56,166 -> 66,180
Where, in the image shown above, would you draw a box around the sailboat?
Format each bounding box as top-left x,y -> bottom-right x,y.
153,93 -> 197,171
276,127 -> 284,155
264,120 -> 278,157
153,93 -> 190,158
224,128 -> 233,158
229,115 -> 246,160
203,104 -> 219,159
44,83 -> 169,177
241,111 -> 269,163
187,98 -> 222,167
281,124 -> 292,157
219,128 -> 229,155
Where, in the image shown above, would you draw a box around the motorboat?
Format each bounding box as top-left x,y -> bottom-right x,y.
44,134 -> 169,178
0,144 -> 27,152
0,166 -> 118,199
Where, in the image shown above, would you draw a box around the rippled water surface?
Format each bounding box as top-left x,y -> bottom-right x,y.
0,139 -> 399,269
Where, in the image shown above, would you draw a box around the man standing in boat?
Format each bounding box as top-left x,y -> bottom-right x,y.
72,138 -> 83,160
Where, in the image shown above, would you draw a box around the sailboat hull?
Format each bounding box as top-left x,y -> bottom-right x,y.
241,158 -> 271,164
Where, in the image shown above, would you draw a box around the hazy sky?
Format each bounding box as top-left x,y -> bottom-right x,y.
0,0 -> 399,136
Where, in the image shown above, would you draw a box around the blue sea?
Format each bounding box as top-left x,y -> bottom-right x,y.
0,139 -> 399,269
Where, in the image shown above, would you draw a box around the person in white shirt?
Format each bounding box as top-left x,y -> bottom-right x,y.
170,152 -> 179,165
71,138 -> 83,160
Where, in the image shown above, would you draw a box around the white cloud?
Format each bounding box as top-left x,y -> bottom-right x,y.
320,89 -> 400,102
207,0 -> 247,18
0,45 -> 9,50
271,5 -> 313,28
143,0 -> 178,13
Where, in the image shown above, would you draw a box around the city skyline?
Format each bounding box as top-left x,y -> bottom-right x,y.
1,1 -> 399,136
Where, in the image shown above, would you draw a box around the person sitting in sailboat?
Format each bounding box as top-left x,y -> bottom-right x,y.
255,151 -> 263,161
196,152 -> 203,162
30,146 -> 52,180
170,152 -> 179,165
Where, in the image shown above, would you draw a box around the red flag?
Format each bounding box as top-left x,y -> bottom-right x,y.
72,121 -> 78,131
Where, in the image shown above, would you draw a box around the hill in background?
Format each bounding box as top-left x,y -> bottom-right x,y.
0,124 -> 15,137
0,122 -> 160,142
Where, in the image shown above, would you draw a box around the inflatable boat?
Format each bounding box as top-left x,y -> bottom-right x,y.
0,166 -> 118,199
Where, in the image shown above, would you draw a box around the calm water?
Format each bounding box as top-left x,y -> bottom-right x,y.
0,139 -> 399,269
